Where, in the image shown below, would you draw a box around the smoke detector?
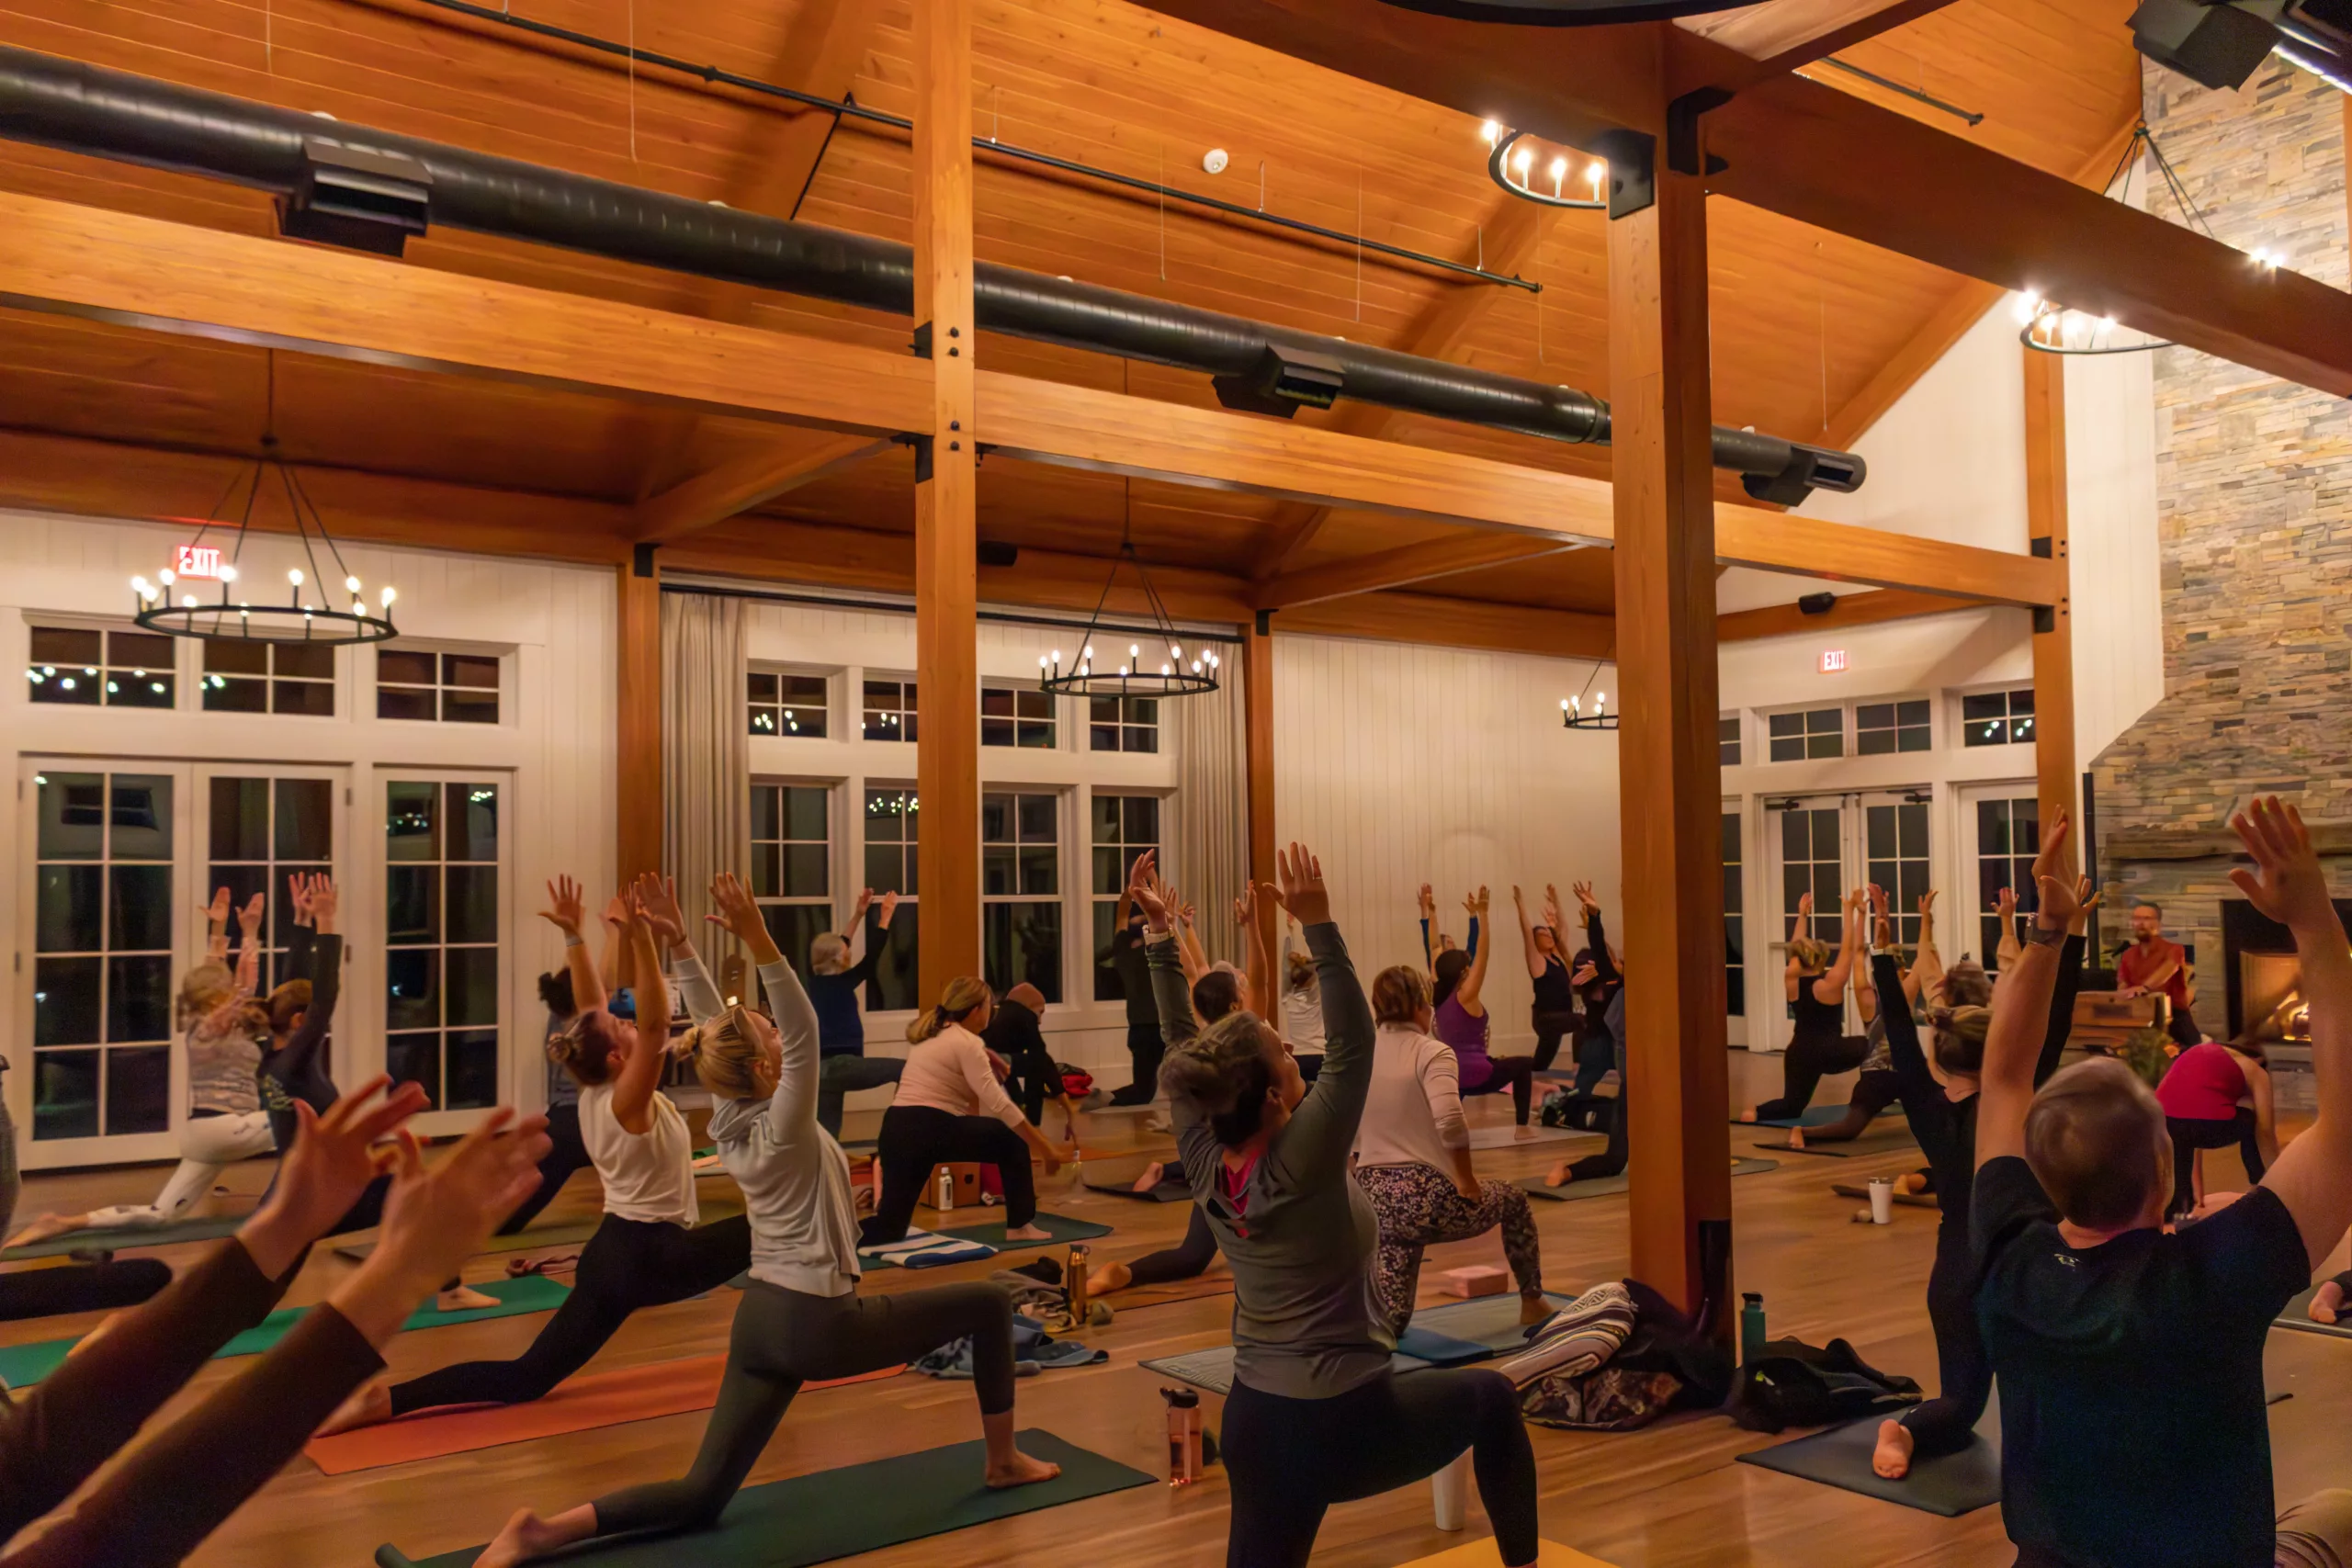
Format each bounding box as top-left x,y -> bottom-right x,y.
1203,148 -> 1229,175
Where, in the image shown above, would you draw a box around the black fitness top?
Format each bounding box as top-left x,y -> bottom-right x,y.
1531,953 -> 1575,1015
1789,982 -> 1846,1045
256,928 -> 341,1155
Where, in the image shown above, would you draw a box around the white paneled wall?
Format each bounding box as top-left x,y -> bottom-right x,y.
1271,633 -> 1623,1053
2,509 -> 615,1165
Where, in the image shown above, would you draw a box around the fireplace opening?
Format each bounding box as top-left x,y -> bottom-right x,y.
2222,897 -> 2352,1043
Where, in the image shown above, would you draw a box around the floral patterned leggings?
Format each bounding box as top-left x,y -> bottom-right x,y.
1355,1160 -> 1544,1338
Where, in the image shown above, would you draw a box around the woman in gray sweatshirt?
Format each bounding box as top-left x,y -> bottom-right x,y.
475,872 -> 1060,1567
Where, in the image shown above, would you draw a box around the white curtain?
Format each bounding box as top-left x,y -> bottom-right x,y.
1168,658 -> 1247,968
662,592 -> 748,957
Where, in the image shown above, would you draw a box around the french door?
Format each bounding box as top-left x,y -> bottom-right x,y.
1957,783 -> 2041,973
1761,789 -> 1934,1048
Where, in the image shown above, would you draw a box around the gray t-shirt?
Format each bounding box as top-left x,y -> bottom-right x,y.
1166,922 -> 1387,1400
544,1010 -> 581,1110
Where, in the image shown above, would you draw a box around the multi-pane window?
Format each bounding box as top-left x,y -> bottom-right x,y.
1962,688 -> 2037,748
208,777 -> 334,990
862,679 -> 917,742
27,626 -> 175,709
1778,806 -> 1846,953
31,771 -> 175,1139
1768,707 -> 1844,762
1089,695 -> 1159,753
1865,799 -> 1931,950
202,640 -> 334,716
385,782 -> 501,1111
753,783 -> 832,978
982,684 -> 1057,749
1723,811 -> 1744,1019
1974,795 -> 2041,969
984,791 -> 1061,1002
1719,716 -> 1742,767
378,649 -> 500,724
1091,793 -> 1161,1002
860,788 -> 921,1010
1856,699 -> 1931,756
750,671 -> 829,739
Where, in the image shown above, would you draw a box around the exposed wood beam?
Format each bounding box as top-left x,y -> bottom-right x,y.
1255,534 -> 1579,609
1712,510 -> 2052,606
1679,0 -> 1961,85
616,558 -> 663,884
1277,591 -> 1612,659
633,436 -> 894,544
1715,585 -> 1984,642
1251,194 -> 1559,578
1245,623 -> 1277,887
2023,347 -> 2075,825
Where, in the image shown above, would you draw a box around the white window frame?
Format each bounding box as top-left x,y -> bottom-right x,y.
1853,696 -> 1935,758
980,681 -> 1060,751
198,636 -> 341,720
1957,780 -> 2042,974
379,768 -> 513,1133
859,673 -> 919,744
749,664 -> 836,741
1763,704 -> 1847,764
1956,684 -> 2038,750
372,640 -> 512,728
752,777 -> 840,978
982,785 -> 1068,1002
24,617 -> 186,714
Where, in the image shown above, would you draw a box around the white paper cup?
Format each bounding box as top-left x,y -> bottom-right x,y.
1868,1177 -> 1894,1225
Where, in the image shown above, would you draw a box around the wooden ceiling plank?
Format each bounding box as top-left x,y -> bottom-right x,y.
1255,533 -> 1581,609
633,434 -> 896,544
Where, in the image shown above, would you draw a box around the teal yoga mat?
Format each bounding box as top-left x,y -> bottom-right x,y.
3,1213 -> 247,1261
1744,1102 -> 1902,1131
860,1212 -> 1112,1269
1142,1292 -> 1575,1393
375,1428 -> 1154,1567
0,1273 -> 570,1390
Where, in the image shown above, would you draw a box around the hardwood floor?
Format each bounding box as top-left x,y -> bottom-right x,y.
6,1052 -> 2346,1568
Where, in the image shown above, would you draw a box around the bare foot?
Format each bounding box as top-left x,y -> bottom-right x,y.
1513,1124 -> 1537,1142
1519,1292 -> 1553,1325
315,1380 -> 393,1437
2312,1281 -> 2346,1325
438,1284 -> 502,1313
1736,1106 -> 1759,1124
6,1213 -> 87,1249
1543,1162 -> 1573,1189
1785,1128 -> 1807,1151
987,1449 -> 1064,1489
477,1508 -> 585,1568
1872,1418 -> 1915,1479
1003,1224 -> 1052,1243
1131,1160 -> 1166,1194
1894,1173 -> 1928,1197
854,1183 -> 876,1214
1087,1260 -> 1135,1297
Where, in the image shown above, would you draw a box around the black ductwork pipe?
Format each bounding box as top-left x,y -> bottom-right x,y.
0,46 -> 1865,502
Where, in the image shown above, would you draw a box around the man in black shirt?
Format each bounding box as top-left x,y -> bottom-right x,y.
1971,801 -> 2352,1568
1105,895 -> 1162,1105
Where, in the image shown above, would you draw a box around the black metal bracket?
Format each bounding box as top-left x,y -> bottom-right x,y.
1590,129 -> 1656,219
1254,608 -> 1273,637
1666,87 -> 1732,178
909,434 -> 933,484
2030,536 -> 2053,558
632,542 -> 659,579
2034,604 -> 2057,635
910,321 -> 933,359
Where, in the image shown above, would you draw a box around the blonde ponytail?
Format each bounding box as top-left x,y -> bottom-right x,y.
909,975 -> 991,1043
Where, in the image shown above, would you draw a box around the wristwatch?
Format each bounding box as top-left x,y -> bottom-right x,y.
2022,921 -> 2068,950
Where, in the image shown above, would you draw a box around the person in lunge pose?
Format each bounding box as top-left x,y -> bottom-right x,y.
1159,843 -> 1538,1568
1742,889 -> 1869,1124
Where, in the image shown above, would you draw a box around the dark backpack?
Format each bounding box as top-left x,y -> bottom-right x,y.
1728,1336 -> 1922,1433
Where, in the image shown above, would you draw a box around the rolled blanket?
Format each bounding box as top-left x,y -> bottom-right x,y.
1494,1280 -> 1636,1387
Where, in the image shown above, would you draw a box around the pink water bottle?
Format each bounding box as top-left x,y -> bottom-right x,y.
1161,1387 -> 1203,1484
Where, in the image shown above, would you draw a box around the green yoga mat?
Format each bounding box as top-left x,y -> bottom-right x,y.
3,1213 -> 248,1261
861,1212 -> 1113,1269
0,1273 -> 570,1390
336,1220 -> 604,1264
1518,1157 -> 1777,1202
375,1427 -> 1153,1567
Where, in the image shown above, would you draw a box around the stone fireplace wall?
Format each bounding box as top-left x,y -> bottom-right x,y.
2087,59 -> 2352,1042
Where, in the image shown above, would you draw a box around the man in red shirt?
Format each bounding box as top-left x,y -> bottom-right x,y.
2117,901 -> 2200,1046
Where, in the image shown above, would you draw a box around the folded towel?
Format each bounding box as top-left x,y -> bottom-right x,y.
1495,1280 -> 1636,1388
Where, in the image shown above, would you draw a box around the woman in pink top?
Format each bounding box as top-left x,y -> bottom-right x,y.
2155,1037 -> 2281,1221
860,977 -> 1076,1247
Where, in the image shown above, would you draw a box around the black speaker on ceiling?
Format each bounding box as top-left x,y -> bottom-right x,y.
2129,0 -> 2286,89
977,540 -> 1020,569
1797,591 -> 1838,616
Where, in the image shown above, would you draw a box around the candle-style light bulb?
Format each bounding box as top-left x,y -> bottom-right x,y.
379,585 -> 397,607
219,564 -> 237,583
345,575 -> 361,594
159,568 -> 176,587
288,568 -> 304,587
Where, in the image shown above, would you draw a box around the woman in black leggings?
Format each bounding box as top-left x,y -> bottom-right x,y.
321,876 -> 751,1434
1743,889 -> 1868,1123
1869,882 -> 2083,1480
1148,846 -> 1537,1568
480,872 -> 1057,1566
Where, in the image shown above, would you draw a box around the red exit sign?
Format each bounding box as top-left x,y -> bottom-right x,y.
175,545 -> 224,579
1819,649 -> 1848,674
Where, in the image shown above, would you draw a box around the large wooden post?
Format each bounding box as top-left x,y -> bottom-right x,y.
1609,142 -> 1734,1322
616,549 -> 663,886
911,0 -> 980,998
1244,616 -> 1276,886
2021,350 -> 2075,828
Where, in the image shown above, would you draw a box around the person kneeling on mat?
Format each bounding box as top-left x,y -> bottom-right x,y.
478,871 -> 1058,1566
1159,843 -> 1539,1568
1968,802 -> 2352,1567
861,978 -> 1075,1247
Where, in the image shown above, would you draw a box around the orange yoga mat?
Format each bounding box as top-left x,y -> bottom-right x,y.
303,1356 -> 906,1475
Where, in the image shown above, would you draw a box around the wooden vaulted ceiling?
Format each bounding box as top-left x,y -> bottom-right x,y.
0,0 -> 2142,620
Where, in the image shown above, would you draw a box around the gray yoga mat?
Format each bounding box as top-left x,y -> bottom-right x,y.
1737,1405 -> 2002,1517
2276,1286 -> 2352,1339
1755,1129 -> 1919,1159
1517,1158 -> 1777,1202
1743,1102 -> 1902,1131
1466,1123 -> 1600,1151
3,1212 -> 248,1260
1141,1345 -> 1238,1396
1142,1292 -> 1575,1394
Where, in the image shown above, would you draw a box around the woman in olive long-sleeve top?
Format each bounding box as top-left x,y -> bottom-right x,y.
1147,847 -> 1537,1568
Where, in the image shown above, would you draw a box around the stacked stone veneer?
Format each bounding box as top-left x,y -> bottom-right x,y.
2087,60 -> 2352,1037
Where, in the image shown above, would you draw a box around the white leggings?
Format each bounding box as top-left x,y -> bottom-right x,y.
83,1111 -> 277,1229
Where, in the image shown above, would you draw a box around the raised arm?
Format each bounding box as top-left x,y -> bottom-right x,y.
1128,852 -> 1197,1049
1419,883 -> 1439,973
1992,885 -> 2022,974
2231,799 -> 2352,1266
275,880 -> 343,1087
1814,890 -> 1861,1005
631,873 -> 723,1023
707,871 -> 824,1136
231,892 -> 266,999
1512,886 -> 1547,980
1267,844 -> 1373,1187
540,875 -> 605,1015
1453,887 -> 1495,1010
1577,886 -> 1619,987
204,886 -> 232,965
1870,886 -> 1939,1114
1975,812 -> 2079,1170
1784,890 -> 1812,1001
607,896 -> 671,1136
2033,883 -> 2094,1088
1901,890 -> 1939,1006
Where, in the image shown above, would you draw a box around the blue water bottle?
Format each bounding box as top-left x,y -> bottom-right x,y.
1740,1292 -> 1767,1366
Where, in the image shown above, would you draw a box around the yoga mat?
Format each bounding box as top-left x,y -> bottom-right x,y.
305,1356 -> 906,1475
2275,1287 -> 2352,1339
1744,1103 -> 1901,1131
1736,1407 -> 2002,1517
1140,1345 -> 1237,1396
0,1274 -> 571,1390
1465,1124 -> 1600,1151
337,1206 -> 744,1264
3,1212 -> 247,1260
1518,1158 -> 1777,1202
1080,1177 -> 1192,1202
1832,1182 -> 1939,1211
1754,1129 -> 1918,1159
862,1212 -> 1111,1269
1143,1294 -> 1573,1393
1400,1540 -> 1621,1568
376,1427 -> 1154,1567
